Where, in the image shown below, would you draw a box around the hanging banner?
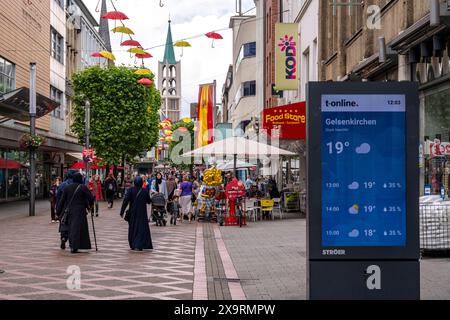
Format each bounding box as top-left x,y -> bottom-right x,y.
275,23 -> 299,90
262,102 -> 306,140
196,83 -> 214,148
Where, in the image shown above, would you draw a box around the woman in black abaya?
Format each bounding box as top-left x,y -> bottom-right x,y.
120,176 -> 153,251
56,173 -> 94,254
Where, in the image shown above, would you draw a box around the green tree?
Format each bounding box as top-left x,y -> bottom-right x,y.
168,119 -> 195,171
71,66 -> 161,165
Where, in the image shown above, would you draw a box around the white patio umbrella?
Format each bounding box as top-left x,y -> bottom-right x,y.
216,160 -> 256,171
182,136 -> 296,176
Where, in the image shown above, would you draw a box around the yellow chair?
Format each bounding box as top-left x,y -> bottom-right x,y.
260,199 -> 274,220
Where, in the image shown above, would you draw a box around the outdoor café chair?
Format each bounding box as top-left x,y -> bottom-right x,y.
245,198 -> 259,222
272,197 -> 283,220
260,199 -> 274,220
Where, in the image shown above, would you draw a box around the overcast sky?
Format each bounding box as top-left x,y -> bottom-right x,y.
84,0 -> 256,117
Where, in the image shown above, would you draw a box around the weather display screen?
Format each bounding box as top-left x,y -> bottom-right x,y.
321,95 -> 406,247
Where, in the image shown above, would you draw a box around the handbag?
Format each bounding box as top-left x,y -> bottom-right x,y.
123,189 -> 142,222
60,185 -> 81,225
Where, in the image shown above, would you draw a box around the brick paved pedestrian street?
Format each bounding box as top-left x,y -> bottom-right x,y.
0,202 -> 449,300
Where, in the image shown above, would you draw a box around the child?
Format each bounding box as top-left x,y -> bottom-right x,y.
169,195 -> 181,225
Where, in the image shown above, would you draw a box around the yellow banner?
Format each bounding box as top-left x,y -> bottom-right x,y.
275,23 -> 299,90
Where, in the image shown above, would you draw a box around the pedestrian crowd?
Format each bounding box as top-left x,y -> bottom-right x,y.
51,167 -> 279,254
51,168 -> 206,254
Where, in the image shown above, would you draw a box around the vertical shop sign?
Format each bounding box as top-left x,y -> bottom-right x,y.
275,23 -> 299,90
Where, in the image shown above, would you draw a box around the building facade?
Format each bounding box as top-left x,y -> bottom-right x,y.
158,20 -> 182,123
0,0 -> 84,203
227,14 -> 257,133
66,0 -> 108,137
318,0 -> 450,195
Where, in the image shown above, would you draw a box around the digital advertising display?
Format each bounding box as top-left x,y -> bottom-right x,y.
321,95 -> 406,247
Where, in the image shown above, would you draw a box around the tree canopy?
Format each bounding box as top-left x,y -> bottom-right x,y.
168,119 -> 195,171
71,66 -> 161,165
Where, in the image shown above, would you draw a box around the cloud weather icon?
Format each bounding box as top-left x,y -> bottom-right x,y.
348,182 -> 359,190
355,143 -> 371,154
348,204 -> 359,215
348,229 -> 360,238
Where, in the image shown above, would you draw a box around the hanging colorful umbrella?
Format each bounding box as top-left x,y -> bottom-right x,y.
137,78 -> 153,85
182,117 -> 192,123
121,39 -> 142,47
99,51 -> 116,61
134,69 -> 153,76
174,40 -> 192,57
135,52 -> 153,59
206,32 -> 223,48
128,47 -> 146,54
164,130 -> 173,135
165,136 -> 174,141
91,52 -> 103,58
112,26 -> 135,35
102,11 -> 129,20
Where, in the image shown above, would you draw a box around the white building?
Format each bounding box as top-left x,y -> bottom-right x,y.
50,0 -> 67,137
227,14 -> 257,134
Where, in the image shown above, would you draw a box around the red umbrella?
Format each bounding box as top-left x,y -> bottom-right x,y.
101,11 -> 129,20
0,158 -> 23,169
206,32 -> 223,48
136,52 -> 153,59
91,52 -> 103,58
121,39 -> 142,47
206,32 -> 223,39
137,78 -> 154,85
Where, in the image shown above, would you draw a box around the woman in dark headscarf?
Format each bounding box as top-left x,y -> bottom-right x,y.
56,173 -> 94,254
120,176 -> 153,251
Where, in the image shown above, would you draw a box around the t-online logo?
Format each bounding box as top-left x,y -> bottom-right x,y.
278,35 -> 297,80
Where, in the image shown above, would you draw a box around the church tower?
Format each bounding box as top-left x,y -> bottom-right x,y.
158,20 -> 181,122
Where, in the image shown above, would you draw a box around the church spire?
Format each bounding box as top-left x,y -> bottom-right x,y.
99,0 -> 112,52
162,20 -> 177,65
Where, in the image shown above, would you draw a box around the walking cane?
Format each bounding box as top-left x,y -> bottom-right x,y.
90,211 -> 98,252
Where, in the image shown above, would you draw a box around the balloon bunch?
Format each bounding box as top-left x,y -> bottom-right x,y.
203,167 -> 223,187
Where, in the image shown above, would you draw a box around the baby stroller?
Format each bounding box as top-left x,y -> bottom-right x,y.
151,193 -> 167,226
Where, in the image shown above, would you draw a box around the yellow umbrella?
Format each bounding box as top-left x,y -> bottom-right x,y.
112,26 -> 135,35
128,47 -> 146,55
134,69 -> 153,76
164,130 -> 173,135
174,40 -> 192,57
99,51 -> 116,61
182,117 -> 192,123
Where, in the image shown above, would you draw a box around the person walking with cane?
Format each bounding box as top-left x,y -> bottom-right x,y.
56,173 -> 94,254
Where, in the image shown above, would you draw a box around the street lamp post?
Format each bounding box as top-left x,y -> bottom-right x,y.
85,100 -> 91,183
29,63 -> 37,217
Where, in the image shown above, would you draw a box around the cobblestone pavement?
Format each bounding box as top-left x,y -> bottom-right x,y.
220,215 -> 450,300
1,202 -> 449,300
0,201 -> 197,300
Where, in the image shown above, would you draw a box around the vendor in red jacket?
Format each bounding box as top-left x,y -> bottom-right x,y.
88,174 -> 103,217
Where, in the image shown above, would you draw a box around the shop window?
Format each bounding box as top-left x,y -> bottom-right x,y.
424,86 -> 450,194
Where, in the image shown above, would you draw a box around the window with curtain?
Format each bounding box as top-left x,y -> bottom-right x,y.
50,86 -> 63,119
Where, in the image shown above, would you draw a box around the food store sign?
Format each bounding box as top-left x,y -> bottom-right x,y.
262,102 -> 306,140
